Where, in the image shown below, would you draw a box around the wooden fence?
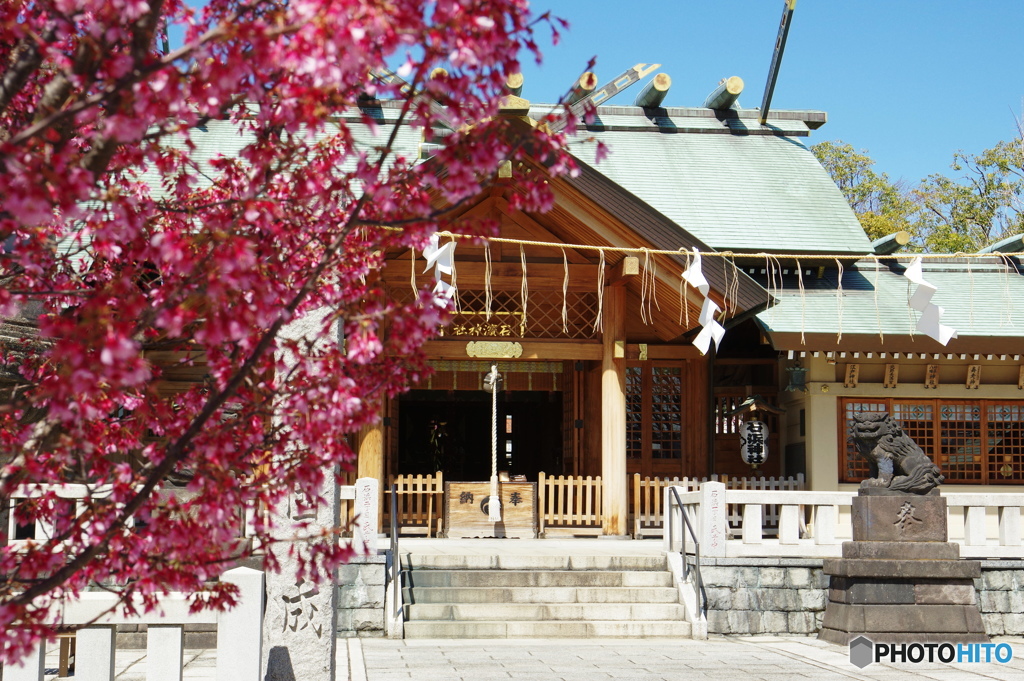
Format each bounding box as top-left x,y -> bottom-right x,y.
536,473 -> 603,536
384,472 -> 443,537
633,474 -> 805,538
380,472 -> 803,538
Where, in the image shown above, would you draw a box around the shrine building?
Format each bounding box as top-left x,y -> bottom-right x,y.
172,73 -> 1024,540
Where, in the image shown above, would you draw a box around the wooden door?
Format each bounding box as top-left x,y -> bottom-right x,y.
626,362 -> 686,478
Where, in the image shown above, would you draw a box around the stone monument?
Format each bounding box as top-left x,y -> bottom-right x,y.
263,308 -> 339,681
819,412 -> 988,644
263,483 -> 340,681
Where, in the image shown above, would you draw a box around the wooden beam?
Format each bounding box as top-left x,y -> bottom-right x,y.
703,76 -> 744,110
566,72 -> 598,104
979,234 -> 1024,254
552,63 -> 660,131
421,339 -> 602,361
759,0 -> 798,125
491,197 -> 591,264
606,256 -> 639,287
382,261 -> 600,291
871,230 -> 911,255
504,72 -> 524,97
601,285 -> 627,536
634,73 -> 672,108
624,344 -> 701,360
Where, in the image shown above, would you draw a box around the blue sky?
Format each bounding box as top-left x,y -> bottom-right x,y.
517,0 -> 1024,186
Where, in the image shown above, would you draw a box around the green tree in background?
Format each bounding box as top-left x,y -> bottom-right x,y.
810,141 -> 916,242
812,134 -> 1024,253
913,135 -> 1024,252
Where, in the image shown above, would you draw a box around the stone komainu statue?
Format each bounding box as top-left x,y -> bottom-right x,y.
850,412 -> 944,494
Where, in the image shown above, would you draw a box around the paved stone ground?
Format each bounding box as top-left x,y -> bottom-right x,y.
352,636 -> 1024,681
41,635 -> 1024,680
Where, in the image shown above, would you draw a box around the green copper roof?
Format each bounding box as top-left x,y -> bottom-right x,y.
756,260 -> 1024,353
128,101 -> 872,262
556,106 -> 872,256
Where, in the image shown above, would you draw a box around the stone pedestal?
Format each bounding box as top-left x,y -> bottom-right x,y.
819,492 -> 988,645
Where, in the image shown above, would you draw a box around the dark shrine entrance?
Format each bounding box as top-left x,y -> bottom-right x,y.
396,389 -> 563,482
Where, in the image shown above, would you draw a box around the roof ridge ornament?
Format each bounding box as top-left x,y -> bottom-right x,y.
550,63 -> 660,132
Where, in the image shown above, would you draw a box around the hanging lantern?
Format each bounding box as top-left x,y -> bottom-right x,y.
724,395 -> 784,471
739,420 -> 769,469
785,362 -> 808,392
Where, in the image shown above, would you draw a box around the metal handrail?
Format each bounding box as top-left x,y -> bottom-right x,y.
668,486 -> 707,617
387,483 -> 401,623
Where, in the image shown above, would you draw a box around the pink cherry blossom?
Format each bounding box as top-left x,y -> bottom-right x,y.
0,0 -> 571,664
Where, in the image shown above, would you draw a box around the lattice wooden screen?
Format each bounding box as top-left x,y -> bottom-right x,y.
650,367 -> 682,460
988,403 -> 1024,482
390,286 -> 599,340
626,365 -> 684,462
626,367 -> 644,460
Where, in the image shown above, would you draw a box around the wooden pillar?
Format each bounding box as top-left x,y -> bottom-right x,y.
601,285 -> 627,536
357,416 -> 385,533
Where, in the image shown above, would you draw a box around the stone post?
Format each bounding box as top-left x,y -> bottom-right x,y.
219,567 -> 265,681
263,307 -> 340,681
353,477 -> 379,556
263,483 -> 339,681
699,481 -> 727,558
77,626 -> 116,681
5,642 -> 45,681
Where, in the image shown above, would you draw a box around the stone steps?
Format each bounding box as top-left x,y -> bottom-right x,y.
403,619 -> 692,639
401,554 -> 668,572
402,554 -> 690,639
407,602 -> 685,621
404,569 -> 672,588
403,585 -> 680,604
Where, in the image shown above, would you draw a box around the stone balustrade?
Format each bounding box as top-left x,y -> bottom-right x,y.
8,567 -> 263,681
664,483 -> 1024,560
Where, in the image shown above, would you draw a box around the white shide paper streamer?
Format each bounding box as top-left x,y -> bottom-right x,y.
682,248 -> 725,355
422,234 -> 457,307
904,257 -> 957,345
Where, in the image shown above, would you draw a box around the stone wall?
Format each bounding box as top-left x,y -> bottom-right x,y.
337,554 -> 388,637
700,558 -> 828,635
698,558 -> 1024,637
975,561 -> 1024,636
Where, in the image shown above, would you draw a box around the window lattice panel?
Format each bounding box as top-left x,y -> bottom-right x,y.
988,404 -> 1024,482
937,403 -> 983,482
626,367 -> 644,460
651,368 -> 682,460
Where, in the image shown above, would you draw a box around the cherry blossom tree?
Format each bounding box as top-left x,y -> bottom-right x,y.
0,0 -> 571,662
